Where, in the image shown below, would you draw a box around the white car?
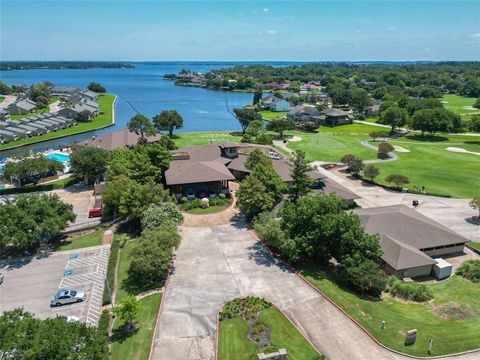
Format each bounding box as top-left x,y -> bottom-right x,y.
61,315 -> 80,322
186,188 -> 196,200
51,289 -> 86,307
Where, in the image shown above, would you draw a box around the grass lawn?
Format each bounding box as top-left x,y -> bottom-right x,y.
187,205 -> 230,214
374,134 -> 480,198
55,228 -> 103,251
110,293 -> 162,360
259,110 -> 288,120
0,96 -> 4,103
301,266 -> 480,356
467,241 -> 480,251
0,94 -> 115,150
172,131 -> 242,148
286,124 -> 380,162
10,106 -> 50,120
115,239 -> 137,304
218,318 -> 257,360
0,176 -> 78,195
218,307 -> 323,360
442,94 -> 479,120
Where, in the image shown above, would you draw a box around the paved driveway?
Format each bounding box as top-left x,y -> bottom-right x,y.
151,219 -> 480,360
0,245 -> 109,326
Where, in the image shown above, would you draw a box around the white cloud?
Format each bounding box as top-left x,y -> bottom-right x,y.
386,27 -> 396,31
263,8 -> 269,12
267,30 -> 277,35
470,33 -> 480,38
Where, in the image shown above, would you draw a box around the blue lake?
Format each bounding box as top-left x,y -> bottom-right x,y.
0,62 -> 255,155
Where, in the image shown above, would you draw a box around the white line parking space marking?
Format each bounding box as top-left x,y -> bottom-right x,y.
58,247 -> 110,326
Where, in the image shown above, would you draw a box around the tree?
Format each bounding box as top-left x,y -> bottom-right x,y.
102,175 -> 133,219
349,87 -> 372,113
4,154 -> 64,186
369,131 -> 381,141
340,154 -> 364,175
385,174 -> 410,189
470,195 -> 480,219
153,109 -> 184,137
158,135 -> 178,150
0,194 -> 75,256
87,82 -> 106,93
377,142 -> 394,159
363,164 -> 380,181
266,119 -> 294,138
253,212 -> 286,251
255,133 -> 273,145
141,202 -> 184,230
245,119 -> 265,136
233,108 -> 262,134
236,175 -> 275,219
119,181 -> 173,221
469,115 -> 480,133
127,227 -> 179,291
380,106 -> 409,132
289,150 -> 313,202
127,114 -> 156,141
341,257 -> 387,297
244,149 -> 272,170
113,295 -> 142,331
253,89 -> 263,105
0,308 -> 108,360
36,95 -> 49,108
70,146 -> 110,184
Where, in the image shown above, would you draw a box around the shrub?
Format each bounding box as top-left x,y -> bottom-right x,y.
253,212 -> 285,251
385,174 -> 410,189
387,277 -> 433,302
219,296 -> 271,321
141,202 -> 183,230
103,237 -> 120,305
98,309 -> 110,338
457,260 -> 480,283
218,192 -> 226,199
341,258 -> 387,297
179,196 -> 188,204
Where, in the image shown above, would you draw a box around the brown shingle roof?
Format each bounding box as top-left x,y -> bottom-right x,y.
75,128 -> 161,151
165,159 -> 235,185
380,235 -> 435,270
317,177 -> 360,201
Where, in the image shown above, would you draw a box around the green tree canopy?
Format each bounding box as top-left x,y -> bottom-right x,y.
70,146 -> 110,184
4,154 -> 64,185
0,308 -> 108,360
363,164 -> 380,181
380,106 -> 409,132
0,194 -> 75,256
289,150 -> 313,202
113,295 -> 142,330
127,114 -> 156,141
349,87 -> 372,113
153,109 -> 184,137
233,108 -> 262,134
266,119 -> 294,138
141,202 -> 184,230
385,174 -> 410,189
87,82 -> 106,93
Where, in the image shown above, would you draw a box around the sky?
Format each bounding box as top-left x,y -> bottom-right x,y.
1,0 -> 479,61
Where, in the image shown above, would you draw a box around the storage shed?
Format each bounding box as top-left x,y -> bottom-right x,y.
433,258 -> 453,279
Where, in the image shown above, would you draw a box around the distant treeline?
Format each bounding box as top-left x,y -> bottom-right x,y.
0,61 -> 135,71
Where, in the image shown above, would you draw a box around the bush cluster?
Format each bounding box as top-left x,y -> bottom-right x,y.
387,277 -> 433,302
103,237 -> 120,305
456,260 -> 480,283
219,296 -> 271,321
180,197 -> 229,211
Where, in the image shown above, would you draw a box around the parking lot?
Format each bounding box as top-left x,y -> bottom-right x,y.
0,245 -> 109,326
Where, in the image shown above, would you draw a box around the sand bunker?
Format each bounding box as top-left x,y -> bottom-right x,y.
462,106 -> 478,111
393,145 -> 410,153
446,147 -> 480,156
288,136 -> 302,142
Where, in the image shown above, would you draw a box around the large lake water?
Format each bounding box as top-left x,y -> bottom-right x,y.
0,62 -> 256,155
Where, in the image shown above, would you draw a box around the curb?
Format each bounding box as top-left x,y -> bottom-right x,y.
148,258 -> 173,360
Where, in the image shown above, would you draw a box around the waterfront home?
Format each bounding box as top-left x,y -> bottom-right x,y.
7,99 -> 37,115
16,119 -> 49,135
0,109 -> 10,121
287,105 -> 321,121
81,90 -> 99,101
0,121 -> 29,138
0,129 -> 18,142
260,95 -> 291,112
355,205 -> 468,279
74,128 -> 161,151
51,86 -> 81,99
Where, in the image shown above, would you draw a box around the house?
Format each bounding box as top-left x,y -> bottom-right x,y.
260,95 -> 291,112
0,109 -> 10,121
355,205 -> 468,278
165,142 -> 356,201
317,108 -> 354,126
74,128 -> 161,151
57,102 -> 98,120
313,177 -> 360,206
51,86 -> 81,99
7,99 -> 37,115
81,90 -> 99,101
0,121 -> 29,138
287,105 -> 321,121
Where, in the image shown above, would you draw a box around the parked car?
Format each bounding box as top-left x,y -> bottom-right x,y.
198,191 -> 207,199
0,273 -> 4,284
88,208 -> 102,218
51,289 -> 86,306
208,190 -> 217,198
186,188 -> 196,200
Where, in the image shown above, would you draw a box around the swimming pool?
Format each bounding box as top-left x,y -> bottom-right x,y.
46,153 -> 70,163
